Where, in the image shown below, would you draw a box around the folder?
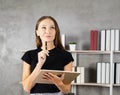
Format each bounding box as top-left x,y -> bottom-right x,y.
35,69 -> 80,84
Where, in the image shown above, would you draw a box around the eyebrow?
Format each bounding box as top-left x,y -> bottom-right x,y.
40,25 -> 55,27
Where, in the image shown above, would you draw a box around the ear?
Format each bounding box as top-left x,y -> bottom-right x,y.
36,30 -> 40,36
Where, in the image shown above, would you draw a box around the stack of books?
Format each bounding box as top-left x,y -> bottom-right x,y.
90,29 -> 120,51
97,62 -> 120,84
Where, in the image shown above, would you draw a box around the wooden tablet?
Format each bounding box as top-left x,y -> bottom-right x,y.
35,69 -> 80,84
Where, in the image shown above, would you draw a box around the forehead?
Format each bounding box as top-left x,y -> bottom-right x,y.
39,18 -> 55,26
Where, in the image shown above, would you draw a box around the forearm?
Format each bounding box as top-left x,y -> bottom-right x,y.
22,63 -> 43,92
56,82 -> 71,94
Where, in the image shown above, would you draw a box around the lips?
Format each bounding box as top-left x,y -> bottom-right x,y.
46,35 -> 52,37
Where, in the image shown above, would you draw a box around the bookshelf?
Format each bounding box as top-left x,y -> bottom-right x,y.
70,50 -> 120,95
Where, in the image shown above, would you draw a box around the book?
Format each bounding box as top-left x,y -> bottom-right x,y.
100,30 -> 106,51
93,30 -> 98,50
97,62 -> 102,83
105,30 -> 111,51
101,62 -> 106,83
76,66 -> 85,83
115,29 -> 120,51
35,69 -> 80,84
90,30 -> 98,50
90,30 -> 94,50
105,62 -> 110,84
76,66 -> 81,83
110,29 -> 115,51
116,63 -> 120,84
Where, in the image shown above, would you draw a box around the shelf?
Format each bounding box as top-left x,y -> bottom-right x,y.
113,84 -> 120,87
72,83 -> 110,87
69,50 -> 111,54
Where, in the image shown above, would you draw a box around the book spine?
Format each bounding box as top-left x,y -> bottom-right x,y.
115,63 -> 120,84
100,30 -> 106,51
105,62 -> 110,84
115,29 -> 120,51
93,30 -> 98,50
97,62 -> 102,83
101,62 -> 106,83
90,30 -> 94,50
90,30 -> 98,50
105,30 -> 111,51
80,67 -> 85,83
110,29 -> 115,51
76,66 -> 81,83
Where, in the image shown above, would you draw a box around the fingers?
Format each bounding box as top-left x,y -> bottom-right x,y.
42,72 -> 64,82
39,50 -> 49,57
43,50 -> 49,56
38,50 -> 49,59
43,73 -> 54,80
38,50 -> 49,64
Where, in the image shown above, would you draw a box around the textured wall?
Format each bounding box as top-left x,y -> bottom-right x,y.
0,0 -> 120,95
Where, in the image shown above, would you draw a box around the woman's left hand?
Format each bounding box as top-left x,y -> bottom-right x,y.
43,72 -> 64,85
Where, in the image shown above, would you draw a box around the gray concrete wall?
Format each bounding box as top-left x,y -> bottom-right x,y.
0,0 -> 120,95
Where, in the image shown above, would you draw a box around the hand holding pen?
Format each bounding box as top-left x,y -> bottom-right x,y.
38,41 -> 49,65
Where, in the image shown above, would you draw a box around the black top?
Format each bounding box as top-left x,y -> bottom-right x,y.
21,47 -> 74,93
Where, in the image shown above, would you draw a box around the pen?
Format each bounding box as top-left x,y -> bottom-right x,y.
45,41 -> 47,50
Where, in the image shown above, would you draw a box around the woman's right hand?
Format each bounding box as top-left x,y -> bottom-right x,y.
37,50 -> 49,66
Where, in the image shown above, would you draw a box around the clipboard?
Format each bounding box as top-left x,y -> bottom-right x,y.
35,69 -> 80,84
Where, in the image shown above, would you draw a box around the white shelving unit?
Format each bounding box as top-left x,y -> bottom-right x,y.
70,50 -> 120,95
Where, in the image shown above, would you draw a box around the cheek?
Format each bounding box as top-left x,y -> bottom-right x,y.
39,32 -> 45,39
39,31 -> 44,36
53,32 -> 56,39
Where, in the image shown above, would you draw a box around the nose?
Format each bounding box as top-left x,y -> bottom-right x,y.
45,28 -> 50,34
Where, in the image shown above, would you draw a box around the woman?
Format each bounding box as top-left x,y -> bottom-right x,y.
21,16 -> 74,95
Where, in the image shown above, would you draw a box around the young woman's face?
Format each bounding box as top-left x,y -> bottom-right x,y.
37,18 -> 56,43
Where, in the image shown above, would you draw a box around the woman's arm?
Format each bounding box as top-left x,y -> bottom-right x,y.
22,61 -> 43,93
22,50 -> 49,93
56,61 -> 73,93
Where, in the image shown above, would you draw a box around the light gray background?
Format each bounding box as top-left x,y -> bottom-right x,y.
0,0 -> 120,95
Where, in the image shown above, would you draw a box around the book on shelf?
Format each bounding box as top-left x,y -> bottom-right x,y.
76,66 -> 81,83
115,63 -> 120,84
80,67 -> 85,83
115,29 -> 120,51
112,62 -> 115,84
105,30 -> 111,51
90,30 -> 98,50
105,62 -> 110,84
96,62 -> 120,84
101,62 -> 106,83
72,66 -> 85,84
90,30 -> 94,50
91,29 -> 120,51
100,30 -> 106,51
97,62 -> 102,83
105,29 -> 120,51
97,62 -> 110,84
110,29 -> 115,51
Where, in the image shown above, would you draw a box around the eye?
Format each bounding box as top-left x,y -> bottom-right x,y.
51,26 -> 55,29
41,27 -> 46,29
